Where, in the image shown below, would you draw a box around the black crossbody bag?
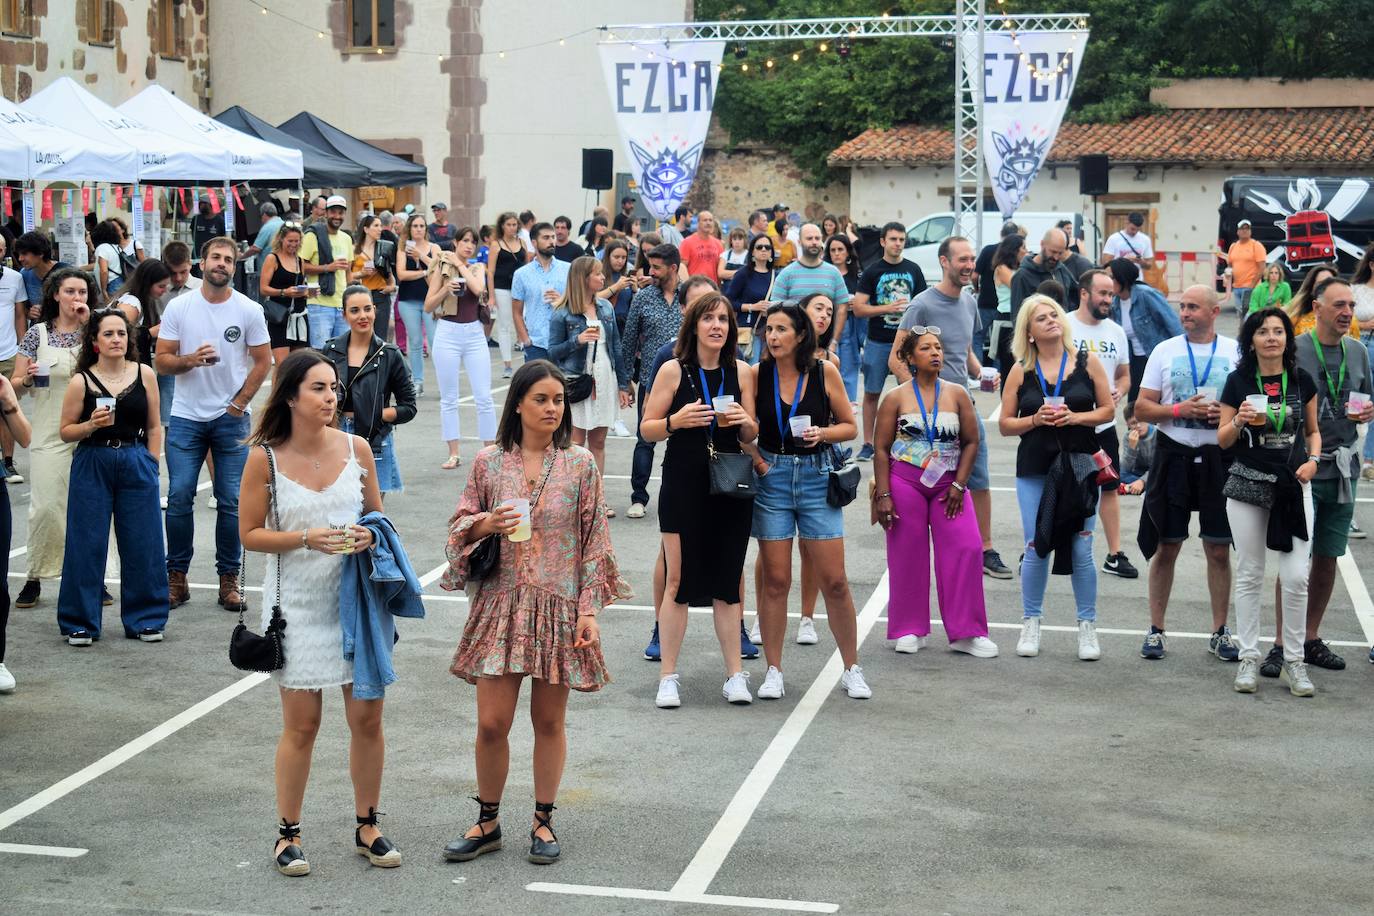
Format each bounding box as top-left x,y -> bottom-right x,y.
683,360 -> 755,498
229,446 -> 286,672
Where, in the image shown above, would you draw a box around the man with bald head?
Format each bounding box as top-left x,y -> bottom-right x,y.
771,223 -> 851,343
680,210 -> 724,283
1008,227 -> 1081,327
1133,284 -> 1240,662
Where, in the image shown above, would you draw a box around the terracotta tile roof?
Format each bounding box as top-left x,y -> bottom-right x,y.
828,108 -> 1374,167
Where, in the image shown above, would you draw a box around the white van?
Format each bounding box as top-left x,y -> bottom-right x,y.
902,211 -> 1083,279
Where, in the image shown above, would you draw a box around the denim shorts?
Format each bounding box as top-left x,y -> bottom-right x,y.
751,450 -> 844,541
341,416 -> 403,493
861,340 -> 893,394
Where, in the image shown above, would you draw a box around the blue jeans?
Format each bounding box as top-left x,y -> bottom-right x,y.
631,394 -> 657,507
165,412 -> 251,575
157,372 -> 175,428
1363,332 -> 1374,462
1015,475 -> 1097,621
58,444 -> 168,637
524,344 -> 549,363
307,304 -> 348,348
975,306 -> 999,363
838,314 -> 866,402
396,299 -> 437,387
0,481 -> 10,662
1233,287 -> 1253,315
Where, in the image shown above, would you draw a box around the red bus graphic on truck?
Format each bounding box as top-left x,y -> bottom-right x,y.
1285,210 -> 1336,266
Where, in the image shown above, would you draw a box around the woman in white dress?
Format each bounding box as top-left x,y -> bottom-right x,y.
239,349 -> 399,877
547,256 -> 630,514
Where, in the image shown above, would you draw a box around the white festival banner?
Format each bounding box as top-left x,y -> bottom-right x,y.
981,29 -> 1089,217
599,40 -> 725,222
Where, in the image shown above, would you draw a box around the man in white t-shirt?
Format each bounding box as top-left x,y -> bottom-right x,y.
1133,285 -> 1240,663
154,237 -> 271,615
1068,269 -> 1134,579
0,234 -> 27,485
1101,212 -> 1155,277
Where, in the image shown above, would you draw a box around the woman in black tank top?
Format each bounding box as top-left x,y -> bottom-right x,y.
486,212 -> 529,377
997,294 -> 1114,660
259,224 -> 310,365
750,303 -> 870,702
395,213 -> 441,395
56,308 -> 168,644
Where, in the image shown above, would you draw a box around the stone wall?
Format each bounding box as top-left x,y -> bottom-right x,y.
689,142 -> 851,228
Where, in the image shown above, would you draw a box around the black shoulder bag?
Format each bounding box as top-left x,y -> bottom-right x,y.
684,360 -> 755,498
229,446 -> 286,672
818,361 -> 861,507
565,327 -> 598,404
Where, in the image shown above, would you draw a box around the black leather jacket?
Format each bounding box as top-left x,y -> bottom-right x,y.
321,332 -> 417,454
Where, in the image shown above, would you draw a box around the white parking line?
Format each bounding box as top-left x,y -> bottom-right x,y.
1335,553 -> 1374,644
0,842 -> 89,858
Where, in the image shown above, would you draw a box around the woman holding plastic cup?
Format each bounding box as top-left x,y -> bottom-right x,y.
1217,307 -> 1321,695
748,303 -> 869,702
10,268 -> 94,612
426,227 -> 493,470
55,308 -> 167,645
874,326 -> 997,660
441,359 -> 627,864
998,294 -> 1115,661
548,256 -> 631,511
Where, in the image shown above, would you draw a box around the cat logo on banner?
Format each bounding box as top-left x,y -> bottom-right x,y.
599,40 -> 724,222
981,29 -> 1089,218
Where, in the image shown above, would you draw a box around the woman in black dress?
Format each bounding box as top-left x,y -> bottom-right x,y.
640,291 -> 759,709
485,211 -> 528,379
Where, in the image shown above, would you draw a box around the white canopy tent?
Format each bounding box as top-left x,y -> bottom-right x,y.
119,85 -> 302,182
23,77 -> 229,181
0,93 -> 138,182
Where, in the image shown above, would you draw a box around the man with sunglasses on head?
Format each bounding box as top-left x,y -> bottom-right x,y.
890,235 -> 1013,580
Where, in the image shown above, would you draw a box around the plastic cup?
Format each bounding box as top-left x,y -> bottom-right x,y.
32,364 -> 49,389
502,498 -> 532,542
327,512 -> 355,554
1044,396 -> 1065,410
980,367 -> 996,391
201,340 -> 220,366
712,394 -> 736,413
1196,386 -> 1218,402
1245,393 -> 1270,426
1348,392 -> 1370,419
789,415 -> 812,438
95,396 -> 116,420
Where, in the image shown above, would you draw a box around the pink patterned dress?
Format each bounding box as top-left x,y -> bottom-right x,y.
442,445 -> 628,691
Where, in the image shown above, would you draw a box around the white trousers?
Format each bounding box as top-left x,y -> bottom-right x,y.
433,319 -> 496,444
492,288 -> 516,363
1226,486 -> 1313,664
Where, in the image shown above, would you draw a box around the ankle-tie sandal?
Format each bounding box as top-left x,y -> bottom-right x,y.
354,807 -> 401,868
528,801 -> 560,864
275,819 -> 310,877
443,796 -> 503,862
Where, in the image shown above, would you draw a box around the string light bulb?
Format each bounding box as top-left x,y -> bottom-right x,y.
765,59 -> 774,68
316,31 -> 324,39
559,38 -> 565,46
741,62 -> 749,71
498,51 -> 505,58
260,6 -> 267,13
818,41 -> 828,52
791,52 -> 800,61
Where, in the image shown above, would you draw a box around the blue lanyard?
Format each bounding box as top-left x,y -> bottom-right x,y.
699,366 -> 726,436
912,378 -> 940,447
773,362 -> 805,447
1186,336 -> 1218,390
1035,350 -> 1068,399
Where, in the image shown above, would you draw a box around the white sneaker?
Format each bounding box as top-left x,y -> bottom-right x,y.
626,503 -> 646,519
612,419 -> 632,438
757,665 -> 784,699
723,670 -> 753,704
0,662 -> 14,693
950,636 -> 999,658
1233,658 -> 1259,693
655,674 -> 681,708
749,618 -> 762,646
1281,660 -> 1316,697
796,617 -> 818,645
207,495 -> 219,510
894,634 -> 921,654
1016,617 -> 1041,657
1077,621 -> 1102,661
841,664 -> 872,699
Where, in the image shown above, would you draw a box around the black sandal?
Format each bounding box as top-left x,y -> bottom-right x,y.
1304,638 -> 1346,671
354,807 -> 401,868
274,819 -> 310,877
443,796 -> 503,862
1259,644 -> 1284,679
528,801 -> 560,864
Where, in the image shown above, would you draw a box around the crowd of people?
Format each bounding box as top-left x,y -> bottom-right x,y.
3,193 -> 1374,873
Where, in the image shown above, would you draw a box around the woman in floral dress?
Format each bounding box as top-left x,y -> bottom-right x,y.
440,359 -> 628,866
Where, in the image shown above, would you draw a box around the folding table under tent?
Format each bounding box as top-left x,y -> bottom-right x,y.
119,86 -> 303,183
0,94 -> 138,183
24,77 -> 229,182
213,105 -> 369,188
276,112 -> 426,188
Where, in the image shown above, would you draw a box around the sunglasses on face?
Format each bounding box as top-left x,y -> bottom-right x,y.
754,245 -> 773,251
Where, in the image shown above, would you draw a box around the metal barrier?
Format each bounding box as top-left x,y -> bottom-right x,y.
1155,251 -> 1221,302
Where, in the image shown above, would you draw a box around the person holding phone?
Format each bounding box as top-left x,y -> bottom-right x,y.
260,224 -> 311,366
426,228 -> 492,470
441,360 -> 625,865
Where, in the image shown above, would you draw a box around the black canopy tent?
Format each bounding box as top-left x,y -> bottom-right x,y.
212,105 -> 370,188
276,112 -> 427,188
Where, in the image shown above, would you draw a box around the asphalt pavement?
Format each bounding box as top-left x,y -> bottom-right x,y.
2,347 -> 1373,915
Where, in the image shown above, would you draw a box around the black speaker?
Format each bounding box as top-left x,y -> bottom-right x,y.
582,149 -> 613,191
1079,155 -> 1109,196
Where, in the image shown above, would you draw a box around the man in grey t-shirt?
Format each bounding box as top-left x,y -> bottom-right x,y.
1285,278 -> 1374,673
886,235 -> 1011,580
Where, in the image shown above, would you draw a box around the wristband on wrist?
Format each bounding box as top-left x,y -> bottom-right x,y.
301,529 -> 310,550
950,481 -> 967,493
1171,402 -> 1182,419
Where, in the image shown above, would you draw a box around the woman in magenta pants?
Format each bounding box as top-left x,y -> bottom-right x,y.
872,328 -> 998,659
